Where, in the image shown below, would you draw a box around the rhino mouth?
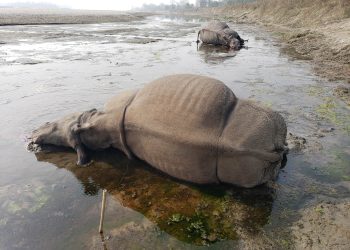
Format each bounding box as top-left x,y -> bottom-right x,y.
27,139 -> 92,166
27,140 -> 41,152
27,139 -> 67,153
26,128 -> 57,153
27,134 -> 92,166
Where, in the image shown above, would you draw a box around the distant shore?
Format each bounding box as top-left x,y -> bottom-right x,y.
0,8 -> 152,25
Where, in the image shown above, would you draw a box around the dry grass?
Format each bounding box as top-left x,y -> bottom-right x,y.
244,0 -> 350,27
212,0 -> 349,28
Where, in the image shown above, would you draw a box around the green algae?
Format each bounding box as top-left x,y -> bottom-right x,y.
279,238 -> 293,249
165,212 -> 213,245
307,85 -> 325,97
317,97 -> 338,123
153,51 -> 162,61
261,100 -> 273,108
316,97 -> 350,133
323,150 -> 350,181
314,206 -> 324,214
168,213 -> 185,223
7,201 -> 22,214
28,186 -> 50,213
306,85 -> 350,133
1,184 -> 49,215
0,218 -> 7,226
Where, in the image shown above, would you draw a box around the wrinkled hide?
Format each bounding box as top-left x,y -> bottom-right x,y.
30,74 -> 287,188
197,21 -> 245,49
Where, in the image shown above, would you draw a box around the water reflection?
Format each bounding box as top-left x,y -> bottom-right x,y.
35,147 -> 275,246
197,43 -> 241,64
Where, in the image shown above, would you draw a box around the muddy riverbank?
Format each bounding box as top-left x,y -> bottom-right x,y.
0,8 -> 152,25
292,197 -> 350,249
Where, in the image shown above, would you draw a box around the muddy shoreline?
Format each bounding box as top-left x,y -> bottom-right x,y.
0,8 -> 152,25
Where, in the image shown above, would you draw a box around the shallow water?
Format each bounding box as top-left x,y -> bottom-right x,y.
0,16 -> 349,249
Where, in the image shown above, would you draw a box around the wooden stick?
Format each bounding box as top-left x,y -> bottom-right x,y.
99,189 -> 107,233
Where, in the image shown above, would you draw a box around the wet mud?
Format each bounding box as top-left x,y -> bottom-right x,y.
292,198 -> 350,250
0,16 -> 349,249
0,9 -> 151,26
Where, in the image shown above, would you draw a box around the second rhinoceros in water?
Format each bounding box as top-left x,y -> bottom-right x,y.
29,74 -> 287,188
197,21 -> 246,49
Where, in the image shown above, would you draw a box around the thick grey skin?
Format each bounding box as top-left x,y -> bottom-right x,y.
197,21 -> 245,49
30,89 -> 137,165
30,75 -> 287,188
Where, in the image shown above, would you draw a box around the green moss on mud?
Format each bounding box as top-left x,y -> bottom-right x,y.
316,97 -> 350,134
163,203 -> 239,245
324,150 -> 350,181
3,185 -> 49,214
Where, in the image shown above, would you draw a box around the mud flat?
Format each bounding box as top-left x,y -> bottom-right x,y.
185,0 -> 350,84
292,198 -> 350,250
0,8 -> 151,25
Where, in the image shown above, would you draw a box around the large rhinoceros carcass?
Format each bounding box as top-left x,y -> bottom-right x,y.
29,74 -> 287,188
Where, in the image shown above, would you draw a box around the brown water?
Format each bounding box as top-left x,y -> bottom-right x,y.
0,16 -> 349,249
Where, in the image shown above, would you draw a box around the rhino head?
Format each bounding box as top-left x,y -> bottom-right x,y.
28,111 -> 94,166
228,38 -> 241,50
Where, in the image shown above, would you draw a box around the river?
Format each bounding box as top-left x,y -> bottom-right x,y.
0,16 -> 349,249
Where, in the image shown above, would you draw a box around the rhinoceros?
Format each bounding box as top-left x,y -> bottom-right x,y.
197,21 -> 246,49
29,74 -> 287,188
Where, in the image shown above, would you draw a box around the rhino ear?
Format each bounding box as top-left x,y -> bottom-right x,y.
72,123 -> 92,134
